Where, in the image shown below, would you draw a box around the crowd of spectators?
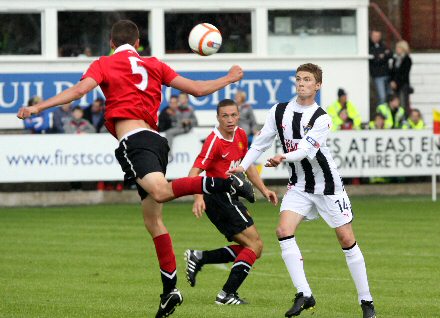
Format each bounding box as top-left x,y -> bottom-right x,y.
369,29 -> 413,113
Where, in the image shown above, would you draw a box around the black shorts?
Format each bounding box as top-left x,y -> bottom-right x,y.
203,192 -> 254,241
115,130 -> 169,200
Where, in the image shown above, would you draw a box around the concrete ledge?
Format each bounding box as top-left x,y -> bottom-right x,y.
0,183 -> 439,207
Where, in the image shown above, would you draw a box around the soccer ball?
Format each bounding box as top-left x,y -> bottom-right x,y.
188,23 -> 222,56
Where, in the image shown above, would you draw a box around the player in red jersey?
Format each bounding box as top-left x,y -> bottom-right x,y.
184,99 -> 278,305
17,20 -> 243,318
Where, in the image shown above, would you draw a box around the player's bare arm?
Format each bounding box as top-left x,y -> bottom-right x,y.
245,165 -> 278,205
17,77 -> 98,119
170,65 -> 243,97
188,167 -> 206,218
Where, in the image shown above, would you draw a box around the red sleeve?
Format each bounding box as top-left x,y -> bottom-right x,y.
193,134 -> 217,171
81,59 -> 104,84
160,61 -> 179,86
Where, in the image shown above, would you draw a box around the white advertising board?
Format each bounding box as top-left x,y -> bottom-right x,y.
1,130 -> 439,183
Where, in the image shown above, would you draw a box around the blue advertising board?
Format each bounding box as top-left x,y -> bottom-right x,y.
0,70 -> 320,114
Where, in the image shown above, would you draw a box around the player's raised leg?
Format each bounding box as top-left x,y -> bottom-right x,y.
141,196 -> 183,318
335,223 -> 376,318
276,211 -> 315,317
136,172 -> 232,203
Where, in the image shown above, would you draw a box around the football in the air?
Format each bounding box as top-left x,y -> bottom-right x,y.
188,23 -> 222,56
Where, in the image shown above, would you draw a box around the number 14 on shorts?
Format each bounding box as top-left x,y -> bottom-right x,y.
335,198 -> 351,216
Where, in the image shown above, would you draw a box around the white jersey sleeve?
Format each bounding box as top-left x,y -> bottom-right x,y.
297,114 -> 331,160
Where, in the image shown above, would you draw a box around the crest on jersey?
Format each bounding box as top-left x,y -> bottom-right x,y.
238,141 -> 244,149
303,125 -> 312,134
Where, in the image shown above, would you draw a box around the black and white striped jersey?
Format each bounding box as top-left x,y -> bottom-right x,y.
251,98 -> 344,195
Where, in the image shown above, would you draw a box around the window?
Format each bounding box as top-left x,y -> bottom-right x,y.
58,11 -> 149,57
0,13 -> 41,55
268,10 -> 357,56
165,12 -> 252,54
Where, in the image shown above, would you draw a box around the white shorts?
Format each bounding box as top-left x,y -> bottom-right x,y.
280,187 -> 353,228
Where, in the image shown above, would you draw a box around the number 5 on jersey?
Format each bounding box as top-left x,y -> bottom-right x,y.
129,56 -> 148,90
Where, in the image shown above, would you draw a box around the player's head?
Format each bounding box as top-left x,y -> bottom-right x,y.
216,99 -> 239,134
296,63 -> 322,99
110,20 -> 140,49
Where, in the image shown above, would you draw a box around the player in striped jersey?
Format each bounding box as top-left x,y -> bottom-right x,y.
229,64 -> 376,318
185,99 -> 278,305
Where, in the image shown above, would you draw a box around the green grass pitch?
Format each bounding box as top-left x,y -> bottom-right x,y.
1,196 -> 439,317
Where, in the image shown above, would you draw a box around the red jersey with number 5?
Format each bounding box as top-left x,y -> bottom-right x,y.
193,127 -> 248,178
81,44 -> 179,137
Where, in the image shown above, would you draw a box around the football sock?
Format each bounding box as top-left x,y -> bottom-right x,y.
171,176 -> 232,197
200,245 -> 244,264
279,235 -> 312,297
222,248 -> 256,294
153,233 -> 177,295
342,242 -> 373,303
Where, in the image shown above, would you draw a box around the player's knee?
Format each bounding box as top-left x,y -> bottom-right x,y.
254,239 -> 263,259
148,186 -> 169,203
338,236 -> 355,249
276,225 -> 293,239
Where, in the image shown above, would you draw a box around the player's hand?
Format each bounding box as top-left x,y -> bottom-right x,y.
17,106 -> 39,119
227,65 -> 243,83
226,165 -> 245,176
192,195 -> 206,219
265,154 -> 286,167
262,189 -> 278,205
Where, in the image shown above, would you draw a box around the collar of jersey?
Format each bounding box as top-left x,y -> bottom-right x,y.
213,126 -> 237,142
114,44 -> 139,55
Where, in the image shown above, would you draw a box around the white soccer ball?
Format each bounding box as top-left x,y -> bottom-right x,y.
188,23 -> 222,56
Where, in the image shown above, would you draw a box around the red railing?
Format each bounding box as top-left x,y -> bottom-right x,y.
370,1 -> 402,47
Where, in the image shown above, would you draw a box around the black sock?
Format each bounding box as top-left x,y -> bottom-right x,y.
222,263 -> 251,294
201,246 -> 238,264
160,270 -> 177,296
202,177 -> 232,194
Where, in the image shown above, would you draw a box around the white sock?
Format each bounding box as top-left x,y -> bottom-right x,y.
343,242 -> 373,304
279,236 -> 312,297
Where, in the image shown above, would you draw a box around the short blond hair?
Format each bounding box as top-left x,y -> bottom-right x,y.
396,40 -> 410,54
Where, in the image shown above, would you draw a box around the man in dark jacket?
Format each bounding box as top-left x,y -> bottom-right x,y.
369,30 -> 393,104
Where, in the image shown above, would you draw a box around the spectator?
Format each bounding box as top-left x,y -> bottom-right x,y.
234,89 -> 258,144
369,112 -> 387,130
390,40 -> 412,111
327,88 -> 362,131
63,106 -> 95,134
369,30 -> 393,104
83,98 -> 105,132
165,92 -> 198,151
52,102 -> 73,133
403,108 -> 425,130
23,96 -> 51,134
78,46 -> 93,57
158,95 -> 179,132
376,94 -> 405,129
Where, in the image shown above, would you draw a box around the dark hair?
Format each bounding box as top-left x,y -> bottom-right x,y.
386,93 -> 399,104
72,106 -> 83,112
217,99 -> 238,115
297,63 -> 322,84
373,112 -> 385,120
170,95 -> 178,100
337,88 -> 347,98
111,20 -> 139,47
